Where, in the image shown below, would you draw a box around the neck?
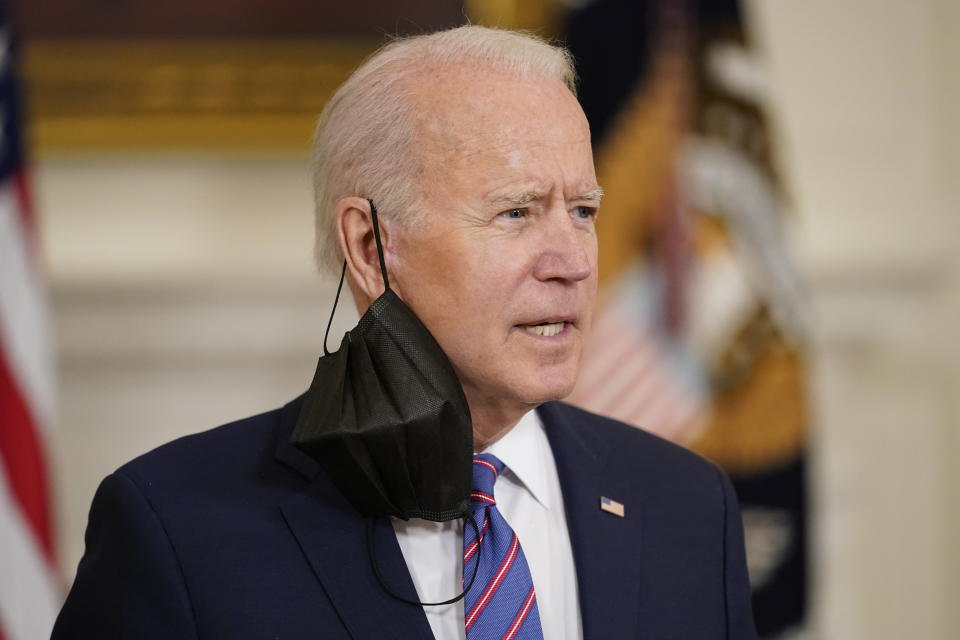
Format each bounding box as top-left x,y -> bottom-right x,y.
467,393 -> 531,452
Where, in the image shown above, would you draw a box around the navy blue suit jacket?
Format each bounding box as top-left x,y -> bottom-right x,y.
54,397 -> 757,639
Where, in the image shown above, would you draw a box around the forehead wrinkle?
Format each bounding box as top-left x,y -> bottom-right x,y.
414,96 -> 592,162
439,134 -> 589,165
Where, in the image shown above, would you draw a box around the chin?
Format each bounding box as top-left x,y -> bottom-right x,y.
459,352 -> 583,413
512,366 -> 580,406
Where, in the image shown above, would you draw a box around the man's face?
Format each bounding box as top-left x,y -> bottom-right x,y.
388,65 -> 600,419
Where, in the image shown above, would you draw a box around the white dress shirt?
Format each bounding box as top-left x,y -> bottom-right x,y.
393,409 -> 583,639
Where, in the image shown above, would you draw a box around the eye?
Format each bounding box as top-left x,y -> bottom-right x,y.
574,206 -> 596,219
501,208 -> 526,219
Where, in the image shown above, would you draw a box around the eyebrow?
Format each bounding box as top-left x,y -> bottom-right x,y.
487,186 -> 605,207
576,187 -> 605,202
488,191 -> 543,206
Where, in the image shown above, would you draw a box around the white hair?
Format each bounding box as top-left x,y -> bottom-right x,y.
311,24 -> 578,273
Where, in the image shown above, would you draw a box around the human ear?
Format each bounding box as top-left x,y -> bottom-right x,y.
336,197 -> 390,303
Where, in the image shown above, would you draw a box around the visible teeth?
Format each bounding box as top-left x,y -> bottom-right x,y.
522,322 -> 565,337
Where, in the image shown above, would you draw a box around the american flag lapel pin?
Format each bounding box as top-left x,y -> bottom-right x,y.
600,496 -> 625,517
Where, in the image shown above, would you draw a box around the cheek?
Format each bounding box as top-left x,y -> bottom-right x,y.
396,238 -> 502,330
445,249 -> 522,344
463,241 -> 545,327
393,227 -> 540,342
466,247 -> 520,294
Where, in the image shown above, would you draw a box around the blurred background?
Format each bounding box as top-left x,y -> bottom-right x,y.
1,0 -> 957,638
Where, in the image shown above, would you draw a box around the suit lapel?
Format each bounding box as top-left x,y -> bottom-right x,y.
539,402 -> 644,639
274,398 -> 435,640
273,396 -> 645,639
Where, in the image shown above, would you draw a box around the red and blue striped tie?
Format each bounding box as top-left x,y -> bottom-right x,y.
463,453 -> 544,640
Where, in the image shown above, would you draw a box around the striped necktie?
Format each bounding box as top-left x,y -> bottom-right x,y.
463,453 -> 544,640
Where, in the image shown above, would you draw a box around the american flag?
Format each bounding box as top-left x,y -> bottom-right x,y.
599,496 -> 625,518
0,4 -> 62,638
567,259 -> 709,444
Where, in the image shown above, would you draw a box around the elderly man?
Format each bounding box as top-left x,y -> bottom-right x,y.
54,26 -> 756,639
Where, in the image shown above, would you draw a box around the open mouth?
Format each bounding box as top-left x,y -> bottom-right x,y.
519,321 -> 568,337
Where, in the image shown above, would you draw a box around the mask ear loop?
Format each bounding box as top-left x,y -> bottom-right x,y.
322,199 -> 389,356
366,509 -> 482,607
335,200 -> 479,604
323,261 -> 347,357
367,198 -> 391,291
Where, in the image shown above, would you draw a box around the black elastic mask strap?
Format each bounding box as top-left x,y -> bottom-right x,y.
322,261 -> 347,356
367,198 -> 390,291
322,199 -> 390,356
366,511 -> 482,607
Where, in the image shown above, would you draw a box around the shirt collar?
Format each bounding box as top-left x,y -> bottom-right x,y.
482,408 -> 552,510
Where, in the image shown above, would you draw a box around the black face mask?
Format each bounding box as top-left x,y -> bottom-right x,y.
291,200 -> 479,605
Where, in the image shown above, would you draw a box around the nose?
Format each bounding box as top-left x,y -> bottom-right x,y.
532,208 -> 594,283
